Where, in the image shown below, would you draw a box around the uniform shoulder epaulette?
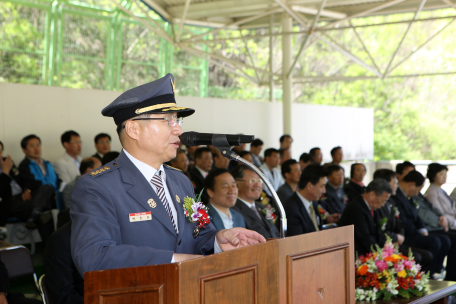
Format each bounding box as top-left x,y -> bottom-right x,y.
164,164 -> 182,172
88,162 -> 120,177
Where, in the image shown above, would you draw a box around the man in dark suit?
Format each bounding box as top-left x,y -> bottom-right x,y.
232,165 -> 280,239
276,159 -> 300,204
205,169 -> 245,230
374,169 -> 432,273
71,73 -> 265,275
45,222 -> 84,304
320,165 -> 346,214
338,179 -> 392,256
92,133 -> 111,161
344,163 -> 366,201
284,164 -> 340,236
392,170 -> 455,280
188,147 -> 213,202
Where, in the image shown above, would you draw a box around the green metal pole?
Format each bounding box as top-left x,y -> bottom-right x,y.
199,37 -> 209,97
42,8 -> 51,84
56,2 -> 64,86
108,10 -> 120,90
47,0 -> 59,86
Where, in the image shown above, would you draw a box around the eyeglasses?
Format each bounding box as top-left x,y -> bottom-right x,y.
237,178 -> 263,184
125,116 -> 183,128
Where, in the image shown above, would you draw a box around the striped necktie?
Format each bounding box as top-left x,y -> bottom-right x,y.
151,171 -> 177,233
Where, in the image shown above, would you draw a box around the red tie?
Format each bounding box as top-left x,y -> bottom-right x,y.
370,210 -> 374,218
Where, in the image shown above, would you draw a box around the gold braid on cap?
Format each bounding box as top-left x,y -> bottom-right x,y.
135,103 -> 176,114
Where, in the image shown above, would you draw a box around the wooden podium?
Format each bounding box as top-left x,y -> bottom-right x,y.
84,226 -> 355,304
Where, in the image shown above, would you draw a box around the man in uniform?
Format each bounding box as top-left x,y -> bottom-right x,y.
71,74 -> 265,276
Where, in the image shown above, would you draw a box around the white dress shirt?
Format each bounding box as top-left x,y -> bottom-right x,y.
195,165 -> 208,178
238,197 -> 256,209
211,203 -> 234,229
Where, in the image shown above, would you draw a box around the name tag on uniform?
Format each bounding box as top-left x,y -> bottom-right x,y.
129,212 -> 152,222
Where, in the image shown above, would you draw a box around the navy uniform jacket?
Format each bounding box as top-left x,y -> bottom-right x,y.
207,203 -> 245,230
71,151 -> 218,276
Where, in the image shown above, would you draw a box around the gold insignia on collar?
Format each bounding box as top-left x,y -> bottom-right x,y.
170,76 -> 175,93
89,166 -> 111,176
148,199 -> 157,208
176,195 -> 181,203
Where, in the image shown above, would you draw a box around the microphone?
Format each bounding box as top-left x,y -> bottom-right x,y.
180,132 -> 255,146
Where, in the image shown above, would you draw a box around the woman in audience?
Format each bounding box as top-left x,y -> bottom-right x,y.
425,163 -> 456,231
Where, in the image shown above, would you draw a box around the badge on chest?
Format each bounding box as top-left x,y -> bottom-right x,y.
129,212 -> 152,222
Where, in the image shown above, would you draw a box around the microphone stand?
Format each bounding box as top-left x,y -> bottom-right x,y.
212,135 -> 287,238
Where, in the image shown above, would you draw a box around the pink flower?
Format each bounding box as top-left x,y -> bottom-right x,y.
375,261 -> 388,272
403,260 -> 412,270
382,245 -> 395,258
394,263 -> 404,272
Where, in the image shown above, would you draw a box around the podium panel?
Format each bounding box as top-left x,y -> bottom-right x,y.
85,226 -> 355,304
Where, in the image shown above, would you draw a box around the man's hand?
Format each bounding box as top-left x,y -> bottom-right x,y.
216,227 -> 266,252
0,292 -> 8,304
439,216 -> 449,232
21,190 -> 32,201
396,234 -> 405,245
421,231 -> 428,236
326,213 -> 341,223
173,253 -> 203,263
0,156 -> 13,175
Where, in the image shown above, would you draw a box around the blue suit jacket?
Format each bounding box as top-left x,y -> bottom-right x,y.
207,203 -> 245,230
70,150 -> 217,276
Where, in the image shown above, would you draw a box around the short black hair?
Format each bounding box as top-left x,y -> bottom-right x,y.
279,148 -> 290,158
350,163 -> 366,178
280,135 -> 292,143
309,147 -> 321,158
264,148 -> 279,158
238,151 -> 252,158
194,147 -> 212,160
366,179 -> 392,196
330,146 -> 342,157
298,164 -> 326,190
94,133 -> 111,144
0,141 -> 3,150
281,159 -> 298,178
101,151 -> 120,166
396,161 -> 415,175
204,168 -> 231,191
80,158 -> 95,175
251,139 -> 263,147
61,130 -> 80,145
231,164 -> 255,180
326,164 -> 343,177
403,170 -> 425,187
373,169 -> 396,183
20,134 -> 41,149
427,163 -> 448,183
299,152 -> 313,164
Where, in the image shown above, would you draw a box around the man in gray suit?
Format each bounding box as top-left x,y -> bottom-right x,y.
205,168 -> 245,230
70,74 -> 265,276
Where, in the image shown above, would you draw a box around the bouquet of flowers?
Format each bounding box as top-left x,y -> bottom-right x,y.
262,204 -> 277,223
355,236 -> 429,301
183,190 -> 210,238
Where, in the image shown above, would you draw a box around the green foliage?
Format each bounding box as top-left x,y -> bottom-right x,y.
398,288 -> 412,299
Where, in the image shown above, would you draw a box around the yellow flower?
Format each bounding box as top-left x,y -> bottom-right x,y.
391,254 -> 401,260
398,270 -> 407,278
383,270 -> 390,277
380,283 -> 386,290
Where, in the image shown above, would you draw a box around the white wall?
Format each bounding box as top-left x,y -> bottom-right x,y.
0,82 -> 374,165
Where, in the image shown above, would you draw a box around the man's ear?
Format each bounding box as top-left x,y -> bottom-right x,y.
124,121 -> 140,140
63,142 -> 69,150
22,148 -> 27,154
207,188 -> 214,198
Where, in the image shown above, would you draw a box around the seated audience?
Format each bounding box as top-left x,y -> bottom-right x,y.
19,135 -> 59,192
309,147 -> 323,165
63,157 -> 102,210
259,148 -> 282,197
396,161 -> 415,182
284,164 -> 340,236
54,131 -> 82,184
185,145 -> 198,170
189,147 -> 213,202
324,146 -> 343,167
0,254 -> 42,304
299,152 -> 313,171
205,169 -> 245,230
238,151 -> 254,165
232,165 -> 280,239
374,169 -> 432,272
392,171 -> 455,280
320,165 -> 346,214
92,133 -> 111,161
250,139 -> 263,168
279,135 -> 293,151
344,163 -> 366,201
45,222 -> 84,304
170,149 -> 189,172
277,159 -> 301,204
278,149 -> 291,180
425,163 -> 456,230
338,179 -> 392,256
212,149 -> 230,169
101,151 -> 120,166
